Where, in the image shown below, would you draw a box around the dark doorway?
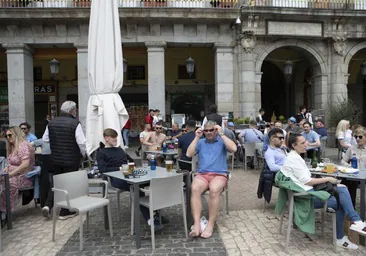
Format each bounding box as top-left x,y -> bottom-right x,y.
260,61 -> 286,120
34,98 -> 49,138
171,94 -> 204,121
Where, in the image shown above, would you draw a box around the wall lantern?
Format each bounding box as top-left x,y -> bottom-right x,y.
284,60 -> 293,76
185,56 -> 196,77
123,58 -> 128,73
49,58 -> 60,76
361,60 -> 366,76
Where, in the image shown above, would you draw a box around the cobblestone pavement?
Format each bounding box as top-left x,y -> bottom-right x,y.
1,147 -> 365,255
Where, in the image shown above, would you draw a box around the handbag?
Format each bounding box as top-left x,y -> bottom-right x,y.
313,182 -> 340,211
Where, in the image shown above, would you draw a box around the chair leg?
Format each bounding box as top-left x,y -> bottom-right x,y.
79,214 -> 83,251
107,204 -> 113,237
263,199 -> 266,213
244,155 -> 247,171
181,192 -> 188,238
52,207 -> 58,242
86,212 -> 89,229
149,208 -> 155,251
332,213 -> 337,252
34,198 -> 37,208
225,190 -> 229,215
117,192 -> 121,223
285,197 -> 294,252
321,211 -> 325,236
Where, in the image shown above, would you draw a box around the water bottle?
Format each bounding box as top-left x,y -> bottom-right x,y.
162,142 -> 167,153
351,153 -> 358,169
150,155 -> 156,171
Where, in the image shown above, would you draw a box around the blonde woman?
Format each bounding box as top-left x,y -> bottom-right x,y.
335,120 -> 355,149
1,127 -> 35,214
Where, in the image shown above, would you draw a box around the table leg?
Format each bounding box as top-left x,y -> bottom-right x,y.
102,183 -> 109,230
134,183 -> 141,248
360,180 -> 365,246
5,174 -> 12,230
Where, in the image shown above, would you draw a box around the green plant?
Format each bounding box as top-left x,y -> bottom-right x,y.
244,116 -> 251,124
278,115 -> 285,123
327,97 -> 362,128
233,117 -> 245,125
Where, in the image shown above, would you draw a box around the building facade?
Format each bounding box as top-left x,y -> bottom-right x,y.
0,0 -> 366,136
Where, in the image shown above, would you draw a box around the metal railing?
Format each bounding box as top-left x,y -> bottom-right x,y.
0,0 -> 365,9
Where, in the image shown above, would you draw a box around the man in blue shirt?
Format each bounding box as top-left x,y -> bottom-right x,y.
263,120 -> 286,152
315,120 -> 328,139
187,121 -> 236,239
238,120 -> 264,143
264,128 -> 287,172
301,121 -> 320,158
19,122 -> 37,142
177,120 -> 196,171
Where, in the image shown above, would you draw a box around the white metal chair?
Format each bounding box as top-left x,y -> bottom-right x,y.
190,155 -> 231,215
279,190 -> 337,252
137,174 -> 188,250
243,143 -> 256,170
52,170 -> 113,251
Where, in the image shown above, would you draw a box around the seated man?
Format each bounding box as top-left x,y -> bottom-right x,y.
315,120 -> 328,140
167,123 -> 182,140
187,121 -> 237,238
177,120 -> 196,171
264,128 -> 287,172
97,128 -> 163,230
238,120 -> 264,144
301,121 -> 321,159
142,121 -> 166,166
263,120 -> 286,153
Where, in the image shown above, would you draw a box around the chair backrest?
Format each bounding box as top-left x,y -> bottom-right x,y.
149,174 -> 184,211
53,170 -> 89,203
255,142 -> 263,151
243,143 -> 256,157
0,157 -> 5,171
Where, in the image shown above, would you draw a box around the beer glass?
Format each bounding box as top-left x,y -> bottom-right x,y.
128,162 -> 135,173
156,144 -> 162,151
165,160 -> 173,172
174,142 -> 178,149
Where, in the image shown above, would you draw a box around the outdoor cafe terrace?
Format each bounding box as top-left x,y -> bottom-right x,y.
0,0 -> 366,9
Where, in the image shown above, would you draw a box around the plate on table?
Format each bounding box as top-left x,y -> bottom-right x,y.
340,168 -> 359,174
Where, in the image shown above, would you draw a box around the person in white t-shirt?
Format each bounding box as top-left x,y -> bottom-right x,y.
336,120 -> 356,150
280,133 -> 366,250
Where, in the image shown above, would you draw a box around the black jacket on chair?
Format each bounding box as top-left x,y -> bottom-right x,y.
257,161 -> 277,203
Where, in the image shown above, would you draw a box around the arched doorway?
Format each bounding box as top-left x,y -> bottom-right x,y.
171,94 -> 204,121
256,40 -> 327,120
347,47 -> 366,125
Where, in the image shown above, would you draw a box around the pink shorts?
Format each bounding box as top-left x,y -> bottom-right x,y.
195,172 -> 228,189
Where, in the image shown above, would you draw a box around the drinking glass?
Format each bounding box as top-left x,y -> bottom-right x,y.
156,144 -> 162,151
142,160 -> 149,169
165,160 -> 173,172
128,162 -> 135,173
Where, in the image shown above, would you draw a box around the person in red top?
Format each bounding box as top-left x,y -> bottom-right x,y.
145,109 -> 154,129
122,119 -> 131,148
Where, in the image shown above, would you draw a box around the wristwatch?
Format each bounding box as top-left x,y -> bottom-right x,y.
218,131 -> 224,137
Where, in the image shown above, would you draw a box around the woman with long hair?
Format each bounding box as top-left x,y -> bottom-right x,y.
336,120 -> 355,149
1,126 -> 35,219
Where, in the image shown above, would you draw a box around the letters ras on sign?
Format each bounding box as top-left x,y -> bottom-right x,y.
34,85 -> 55,93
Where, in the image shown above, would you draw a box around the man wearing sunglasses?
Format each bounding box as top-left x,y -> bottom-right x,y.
341,126 -> 366,206
264,128 -> 287,172
186,121 -> 237,239
19,122 -> 37,143
143,121 -> 166,166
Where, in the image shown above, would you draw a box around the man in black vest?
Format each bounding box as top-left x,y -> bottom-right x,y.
202,104 -> 223,127
41,101 -> 86,219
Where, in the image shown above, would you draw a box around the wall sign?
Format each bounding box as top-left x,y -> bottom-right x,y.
34,85 -> 56,94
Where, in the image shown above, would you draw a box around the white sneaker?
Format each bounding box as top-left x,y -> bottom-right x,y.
124,146 -> 129,149
337,236 -> 358,250
350,221 -> 366,235
41,206 -> 51,218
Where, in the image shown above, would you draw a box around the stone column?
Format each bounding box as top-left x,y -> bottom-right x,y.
74,43 -> 89,130
146,42 -> 166,120
330,53 -> 348,103
254,72 -> 262,113
239,50 -> 256,119
3,43 -> 35,130
232,45 -> 241,118
313,74 -> 329,110
214,43 -> 234,116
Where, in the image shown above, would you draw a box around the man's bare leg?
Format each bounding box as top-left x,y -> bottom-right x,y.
190,177 -> 208,237
201,177 -> 226,238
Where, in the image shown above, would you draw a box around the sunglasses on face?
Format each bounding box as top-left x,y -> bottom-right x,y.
274,136 -> 285,140
21,127 -> 27,130
354,135 -> 363,140
6,134 -> 12,138
182,130 -> 188,133
155,127 -> 162,130
203,128 -> 215,133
